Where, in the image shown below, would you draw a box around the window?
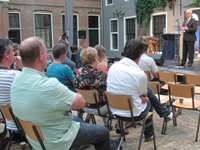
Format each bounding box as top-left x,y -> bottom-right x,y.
88,15 -> 100,47
106,0 -> 113,5
8,12 -> 21,44
34,13 -> 52,49
62,14 -> 78,45
125,17 -> 136,42
152,14 -> 166,52
110,19 -> 118,50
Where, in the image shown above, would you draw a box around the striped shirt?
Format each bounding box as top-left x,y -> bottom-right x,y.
0,67 -> 20,130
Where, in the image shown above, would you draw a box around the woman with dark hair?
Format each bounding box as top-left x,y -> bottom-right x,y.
70,45 -> 78,63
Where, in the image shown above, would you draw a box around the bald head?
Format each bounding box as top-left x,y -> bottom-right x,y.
186,9 -> 192,19
19,37 -> 45,66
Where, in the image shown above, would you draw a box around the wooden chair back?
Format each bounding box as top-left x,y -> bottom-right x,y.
75,88 -> 99,104
168,83 -> 195,98
158,71 -> 177,83
105,91 -> 133,110
144,71 -> 152,81
18,119 -> 44,141
147,81 -> 160,94
0,104 -> 13,121
184,73 -> 200,86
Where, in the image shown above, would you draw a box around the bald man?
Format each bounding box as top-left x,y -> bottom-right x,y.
180,9 -> 197,67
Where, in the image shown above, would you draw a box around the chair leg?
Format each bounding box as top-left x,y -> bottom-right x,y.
7,130 -> 14,150
138,121 -> 145,150
161,119 -> 167,134
0,125 -> 7,149
91,115 -> 96,124
195,112 -> 200,142
118,120 -> 125,141
152,120 -> 156,150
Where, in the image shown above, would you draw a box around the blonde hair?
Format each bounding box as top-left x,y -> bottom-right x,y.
94,45 -> 106,62
80,47 -> 98,65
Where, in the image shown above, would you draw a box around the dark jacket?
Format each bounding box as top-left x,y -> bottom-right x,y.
182,17 -> 197,41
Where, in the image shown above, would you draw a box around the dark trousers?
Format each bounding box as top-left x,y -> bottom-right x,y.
182,41 -> 195,64
115,87 -> 170,138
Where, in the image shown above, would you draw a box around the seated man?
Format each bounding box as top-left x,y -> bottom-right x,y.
11,37 -> 121,150
107,39 -> 180,142
47,42 -> 76,92
138,41 -> 158,81
0,38 -> 23,140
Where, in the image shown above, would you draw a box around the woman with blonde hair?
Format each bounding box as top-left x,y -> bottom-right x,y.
75,47 -> 108,125
94,45 -> 109,74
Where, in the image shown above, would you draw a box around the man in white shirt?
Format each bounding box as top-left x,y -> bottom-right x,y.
138,42 -> 158,80
107,39 -> 180,142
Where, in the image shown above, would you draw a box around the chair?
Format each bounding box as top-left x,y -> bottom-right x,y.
18,118 -> 46,150
0,104 -> 26,150
184,73 -> 200,94
147,81 -> 169,105
158,71 -> 177,91
105,91 -> 156,150
144,71 -> 152,81
162,83 -> 200,141
75,88 -> 112,128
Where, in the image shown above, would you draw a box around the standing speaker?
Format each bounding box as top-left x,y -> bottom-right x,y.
147,54 -> 165,66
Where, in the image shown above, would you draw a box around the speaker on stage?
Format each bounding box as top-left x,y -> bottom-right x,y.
147,54 -> 165,66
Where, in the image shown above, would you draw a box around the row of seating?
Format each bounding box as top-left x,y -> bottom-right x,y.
146,70 -> 200,141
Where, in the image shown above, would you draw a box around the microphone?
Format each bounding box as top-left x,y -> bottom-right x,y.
175,17 -> 180,22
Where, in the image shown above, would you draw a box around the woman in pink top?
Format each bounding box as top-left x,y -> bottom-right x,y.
94,45 -> 109,74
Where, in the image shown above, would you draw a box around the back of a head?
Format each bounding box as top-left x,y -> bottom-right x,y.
80,47 -> 97,65
70,45 -> 78,53
19,37 -> 45,66
0,38 -> 13,62
94,45 -> 106,61
141,41 -> 148,52
53,42 -> 68,59
123,39 -> 143,61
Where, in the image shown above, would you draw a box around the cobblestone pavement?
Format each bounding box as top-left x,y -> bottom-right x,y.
7,95 -> 200,150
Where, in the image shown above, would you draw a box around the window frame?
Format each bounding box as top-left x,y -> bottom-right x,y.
61,13 -> 79,46
105,0 -> 113,6
8,12 -> 22,43
110,18 -> 119,51
88,14 -> 100,45
124,16 -> 137,45
33,12 -> 53,49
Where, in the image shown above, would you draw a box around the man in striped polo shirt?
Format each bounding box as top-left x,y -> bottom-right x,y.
0,38 -> 23,139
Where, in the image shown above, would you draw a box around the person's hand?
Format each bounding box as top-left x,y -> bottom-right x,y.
140,94 -> 148,103
14,56 -> 23,70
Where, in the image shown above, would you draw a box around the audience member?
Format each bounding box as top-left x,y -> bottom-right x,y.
138,41 -> 158,80
94,44 -> 109,74
75,39 -> 88,68
47,42 -> 76,92
75,47 -> 108,125
70,45 -> 78,63
0,38 -> 23,140
58,31 -> 69,45
107,39 -> 180,142
11,37 -> 122,150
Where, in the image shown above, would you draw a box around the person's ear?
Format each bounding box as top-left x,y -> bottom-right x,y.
38,51 -> 43,61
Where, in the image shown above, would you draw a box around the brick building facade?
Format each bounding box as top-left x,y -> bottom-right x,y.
0,0 -> 101,52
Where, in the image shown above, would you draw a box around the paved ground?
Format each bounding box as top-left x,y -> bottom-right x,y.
4,94 -> 200,150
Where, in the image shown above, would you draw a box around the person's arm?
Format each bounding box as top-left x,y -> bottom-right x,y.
63,57 -> 76,68
14,56 -> 23,70
70,78 -> 76,88
58,33 -> 63,41
71,93 -> 85,110
187,19 -> 197,32
153,72 -> 158,78
96,62 -> 107,74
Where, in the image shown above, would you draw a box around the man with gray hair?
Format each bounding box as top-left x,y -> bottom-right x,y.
11,37 -> 122,150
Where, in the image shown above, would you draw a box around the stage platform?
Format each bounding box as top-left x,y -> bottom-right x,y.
158,59 -> 200,75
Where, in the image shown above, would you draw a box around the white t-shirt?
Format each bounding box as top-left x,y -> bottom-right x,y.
107,57 -> 147,117
138,53 -> 158,79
